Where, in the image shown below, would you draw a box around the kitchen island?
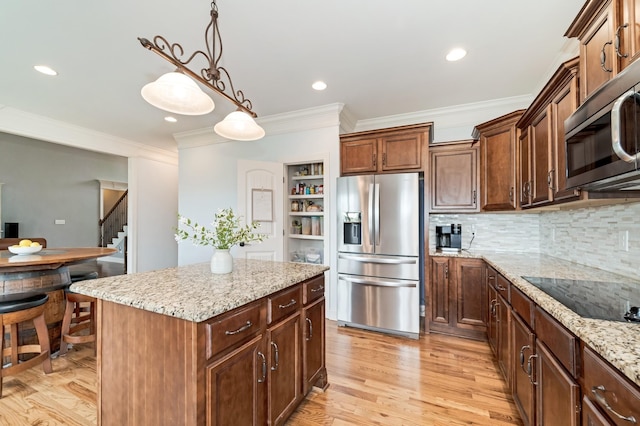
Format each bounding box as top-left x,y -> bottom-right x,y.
71,258 -> 329,426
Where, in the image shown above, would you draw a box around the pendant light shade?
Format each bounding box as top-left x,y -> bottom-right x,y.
141,72 -> 215,115
214,111 -> 265,141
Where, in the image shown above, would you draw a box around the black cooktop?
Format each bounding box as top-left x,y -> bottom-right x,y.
521,276 -> 640,323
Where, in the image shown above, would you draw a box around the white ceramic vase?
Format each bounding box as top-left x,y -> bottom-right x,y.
210,249 -> 233,274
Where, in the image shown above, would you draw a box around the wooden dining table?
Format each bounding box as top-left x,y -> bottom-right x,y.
0,247 -> 117,352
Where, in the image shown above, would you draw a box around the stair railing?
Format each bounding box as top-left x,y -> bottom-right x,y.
99,190 -> 128,247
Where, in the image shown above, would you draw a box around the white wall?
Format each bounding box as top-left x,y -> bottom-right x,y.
177,107 -> 341,318
128,157 -> 179,273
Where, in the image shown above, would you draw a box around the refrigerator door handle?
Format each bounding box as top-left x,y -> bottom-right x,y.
339,274 -> 417,288
338,253 -> 418,265
368,183 -> 375,244
374,183 -> 380,246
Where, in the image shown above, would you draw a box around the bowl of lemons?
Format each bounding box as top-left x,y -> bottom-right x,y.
8,239 -> 43,255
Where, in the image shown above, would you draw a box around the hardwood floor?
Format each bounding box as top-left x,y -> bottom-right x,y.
0,321 -> 521,425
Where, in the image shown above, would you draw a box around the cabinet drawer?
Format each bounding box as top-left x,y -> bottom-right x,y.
269,285 -> 302,324
583,345 -> 640,426
511,285 -> 533,327
534,306 -> 578,377
303,275 -> 325,305
496,274 -> 510,302
205,301 -> 266,360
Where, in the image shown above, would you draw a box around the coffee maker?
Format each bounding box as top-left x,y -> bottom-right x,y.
435,224 -> 462,252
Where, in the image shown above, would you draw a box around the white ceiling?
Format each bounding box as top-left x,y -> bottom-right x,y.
0,0 -> 586,153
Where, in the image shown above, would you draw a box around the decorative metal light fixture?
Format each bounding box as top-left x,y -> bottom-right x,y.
138,1 -> 265,141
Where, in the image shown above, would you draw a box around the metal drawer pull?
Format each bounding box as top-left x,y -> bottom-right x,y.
310,285 -> 324,293
496,284 -> 507,292
592,385 -> 637,423
270,341 -> 279,371
306,317 -> 313,341
527,354 -> 538,385
257,351 -> 266,383
615,23 -> 629,58
278,299 -> 297,309
225,321 -> 252,335
519,345 -> 531,374
601,41 -> 613,72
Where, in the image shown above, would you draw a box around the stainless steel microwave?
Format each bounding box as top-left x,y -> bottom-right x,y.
565,59 -> 640,191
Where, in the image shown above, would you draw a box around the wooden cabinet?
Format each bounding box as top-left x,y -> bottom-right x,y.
486,265 -> 511,385
429,141 -> 479,212
512,312 -> 536,426
206,335 -> 267,426
535,340 -> 581,426
301,275 -> 327,395
582,345 -> 640,425
473,110 -> 524,211
517,57 -> 581,209
429,256 -> 486,340
340,123 -> 432,175
617,0 -> 640,70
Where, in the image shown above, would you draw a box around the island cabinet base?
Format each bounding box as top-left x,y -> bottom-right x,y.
96,274 -> 327,426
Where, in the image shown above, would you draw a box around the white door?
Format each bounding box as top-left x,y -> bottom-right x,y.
236,159 -> 284,261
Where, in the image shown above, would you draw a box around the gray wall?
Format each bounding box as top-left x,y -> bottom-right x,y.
0,132 -> 128,247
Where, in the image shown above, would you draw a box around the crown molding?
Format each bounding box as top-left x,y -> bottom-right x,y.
0,106 -> 178,165
175,103 -> 345,150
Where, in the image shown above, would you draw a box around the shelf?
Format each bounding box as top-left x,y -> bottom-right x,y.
291,174 -> 324,181
289,194 -> 324,199
288,212 -> 324,216
288,235 -> 324,240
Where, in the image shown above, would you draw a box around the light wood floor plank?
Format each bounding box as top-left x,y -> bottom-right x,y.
0,320 -> 521,425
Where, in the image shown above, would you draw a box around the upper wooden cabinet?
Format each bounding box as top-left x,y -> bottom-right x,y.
340,123 -> 432,175
565,0 -> 640,102
429,141 -> 479,212
517,57 -> 580,209
473,110 -> 524,212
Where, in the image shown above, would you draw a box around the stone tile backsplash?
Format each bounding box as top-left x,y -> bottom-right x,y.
431,201 -> 640,280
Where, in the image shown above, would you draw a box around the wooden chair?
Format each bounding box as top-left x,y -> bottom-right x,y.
59,289 -> 97,357
0,293 -> 53,398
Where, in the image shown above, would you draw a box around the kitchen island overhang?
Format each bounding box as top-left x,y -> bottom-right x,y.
71,259 -> 329,425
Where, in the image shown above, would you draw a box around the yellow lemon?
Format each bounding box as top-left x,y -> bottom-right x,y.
30,242 -> 41,247
19,239 -> 32,247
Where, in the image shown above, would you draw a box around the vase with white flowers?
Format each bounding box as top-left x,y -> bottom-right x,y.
175,208 -> 265,274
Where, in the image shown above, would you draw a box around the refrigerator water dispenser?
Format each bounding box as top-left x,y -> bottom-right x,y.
343,212 -> 361,245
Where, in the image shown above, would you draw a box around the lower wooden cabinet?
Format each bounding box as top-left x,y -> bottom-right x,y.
535,340 -> 581,426
206,335 -> 267,426
267,312 -> 302,425
429,256 -> 486,340
511,312 -> 536,426
302,296 -> 326,395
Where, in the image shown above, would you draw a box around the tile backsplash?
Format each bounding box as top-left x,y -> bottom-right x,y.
431,201 -> 640,280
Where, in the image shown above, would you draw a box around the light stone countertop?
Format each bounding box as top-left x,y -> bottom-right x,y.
431,249 -> 640,387
70,259 -> 329,323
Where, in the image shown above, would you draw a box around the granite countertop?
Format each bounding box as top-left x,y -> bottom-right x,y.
70,259 -> 329,323
430,249 -> 640,387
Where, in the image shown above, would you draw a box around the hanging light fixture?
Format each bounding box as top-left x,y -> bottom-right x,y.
138,1 -> 264,141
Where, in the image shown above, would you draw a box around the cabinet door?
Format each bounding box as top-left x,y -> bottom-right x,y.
582,396 -> 613,426
340,138 -> 378,174
206,335 -> 266,426
302,297 -> 326,395
497,295 -> 511,385
512,312 -> 536,426
551,70 -> 580,201
380,132 -> 422,171
536,341 -> 581,426
617,0 -> 640,71
580,3 -> 615,102
430,145 -> 479,212
486,270 -> 498,355
480,125 -> 518,211
530,106 -> 553,206
430,257 -> 452,330
455,258 -> 486,330
519,128 -> 532,207
268,312 -> 302,425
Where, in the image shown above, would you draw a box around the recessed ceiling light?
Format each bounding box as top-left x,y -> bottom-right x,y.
164,116 -> 177,123
446,48 -> 467,62
312,81 -> 327,91
34,65 -> 58,76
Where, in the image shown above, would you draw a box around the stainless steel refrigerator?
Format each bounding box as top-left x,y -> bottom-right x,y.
336,172 -> 423,339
